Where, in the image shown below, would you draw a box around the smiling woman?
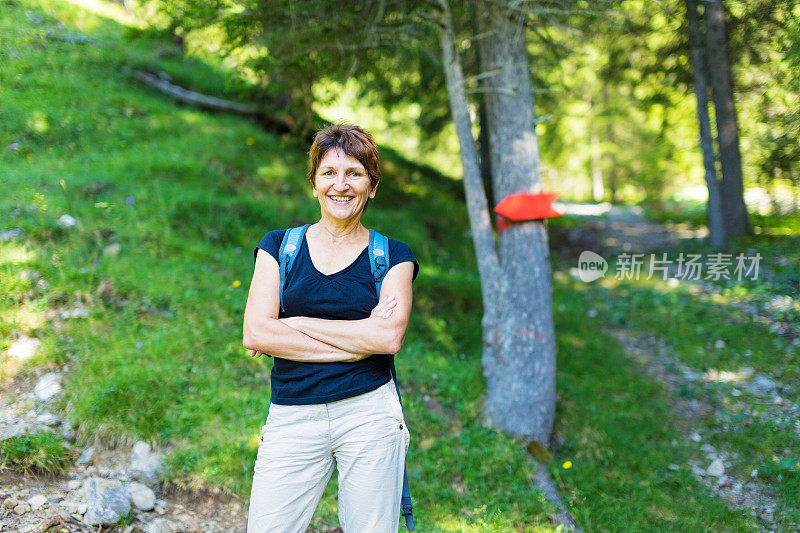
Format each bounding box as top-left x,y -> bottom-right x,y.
242,123 -> 419,533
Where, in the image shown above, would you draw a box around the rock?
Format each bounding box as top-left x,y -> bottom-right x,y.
691,432 -> 702,442
154,498 -> 168,515
3,497 -> 19,509
60,306 -> 89,319
77,446 -> 95,465
97,280 -> 116,301
61,425 -> 77,441
78,502 -> 88,514
127,482 -> 156,511
59,499 -> 76,510
0,228 -> 22,241
7,142 -> 21,151
6,336 -> 41,361
103,243 -> 121,257
743,375 -> 777,397
36,412 -> 62,426
146,518 -> 174,533
0,420 -> 37,440
27,494 -> 47,510
57,214 -> 77,228
35,373 -> 62,402
714,340 -> 726,349
707,458 -> 725,477
731,388 -> 741,396
14,502 -> 31,515
83,477 -> 131,526
68,480 -> 83,491
20,269 -> 40,282
130,441 -> 164,485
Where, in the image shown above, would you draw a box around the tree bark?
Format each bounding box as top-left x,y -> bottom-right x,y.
686,0 -> 727,249
471,0 -> 496,211
432,0 -> 502,387
475,1 -> 556,444
705,0 -> 750,237
432,3 -> 575,528
590,134 -> 605,202
602,84 -> 619,204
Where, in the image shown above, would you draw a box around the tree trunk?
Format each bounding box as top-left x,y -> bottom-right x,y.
705,0 -> 750,237
432,3 -> 576,527
432,0 -> 502,389
602,84 -> 619,204
477,55 -> 496,210
475,1 -> 557,444
590,134 -> 605,202
686,0 -> 727,249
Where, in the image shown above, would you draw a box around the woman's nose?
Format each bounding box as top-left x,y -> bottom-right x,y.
333,173 -> 348,188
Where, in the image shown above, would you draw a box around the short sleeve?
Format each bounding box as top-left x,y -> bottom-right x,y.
388,239 -> 419,283
254,229 -> 286,266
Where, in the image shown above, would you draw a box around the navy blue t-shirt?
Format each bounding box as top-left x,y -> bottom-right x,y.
254,228 -> 419,405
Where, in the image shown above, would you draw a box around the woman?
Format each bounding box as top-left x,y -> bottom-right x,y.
243,123 -> 418,533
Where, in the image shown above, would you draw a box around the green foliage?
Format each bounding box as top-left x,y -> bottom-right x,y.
3,0 -> 798,529
0,431 -> 74,476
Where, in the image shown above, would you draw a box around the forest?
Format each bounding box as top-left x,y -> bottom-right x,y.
1,0 -> 798,531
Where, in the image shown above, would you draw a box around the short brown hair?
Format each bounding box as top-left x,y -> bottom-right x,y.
307,123 -> 381,213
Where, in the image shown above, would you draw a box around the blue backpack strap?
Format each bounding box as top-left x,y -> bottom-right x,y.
278,224 -> 309,312
370,230 -> 415,530
368,229 -> 390,295
391,359 -> 415,530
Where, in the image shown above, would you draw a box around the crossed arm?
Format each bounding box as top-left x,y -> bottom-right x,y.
242,248 -> 414,362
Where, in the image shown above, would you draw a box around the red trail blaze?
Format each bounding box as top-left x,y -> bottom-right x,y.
494,192 -> 562,232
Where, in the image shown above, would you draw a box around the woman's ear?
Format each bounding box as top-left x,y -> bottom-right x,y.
369,182 -> 379,199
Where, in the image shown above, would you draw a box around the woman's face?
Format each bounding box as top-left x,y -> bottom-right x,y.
312,148 -> 376,223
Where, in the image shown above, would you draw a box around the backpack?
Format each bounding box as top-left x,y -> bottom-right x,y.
278,224 -> 415,530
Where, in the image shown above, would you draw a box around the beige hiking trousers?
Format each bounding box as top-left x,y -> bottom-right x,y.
246,379 -> 411,533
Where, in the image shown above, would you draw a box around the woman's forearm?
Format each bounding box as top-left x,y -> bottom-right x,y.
286,316 -> 402,355
243,317 -> 363,363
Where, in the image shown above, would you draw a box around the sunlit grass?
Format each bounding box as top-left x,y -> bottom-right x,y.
552,261 -> 800,520
3,0 -> 794,529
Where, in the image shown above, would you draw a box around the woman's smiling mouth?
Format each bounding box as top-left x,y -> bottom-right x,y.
329,195 -> 355,204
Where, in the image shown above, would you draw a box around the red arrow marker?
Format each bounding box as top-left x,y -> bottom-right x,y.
494,192 -> 562,232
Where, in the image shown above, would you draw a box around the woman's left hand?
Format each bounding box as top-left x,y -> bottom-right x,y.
370,296 -> 397,319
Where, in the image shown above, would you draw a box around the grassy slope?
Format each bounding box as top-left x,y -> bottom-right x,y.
0,0 -> 780,530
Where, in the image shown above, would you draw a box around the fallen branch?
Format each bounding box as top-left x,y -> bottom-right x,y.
121,67 -> 296,133
122,66 -> 258,115
36,514 -> 96,532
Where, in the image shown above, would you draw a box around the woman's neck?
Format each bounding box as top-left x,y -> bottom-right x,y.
312,216 -> 366,246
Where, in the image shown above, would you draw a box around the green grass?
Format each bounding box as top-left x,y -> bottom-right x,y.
548,273 -> 761,531
0,431 -> 74,475
549,260 -> 800,527
1,0 -> 793,530
639,198 -> 800,299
